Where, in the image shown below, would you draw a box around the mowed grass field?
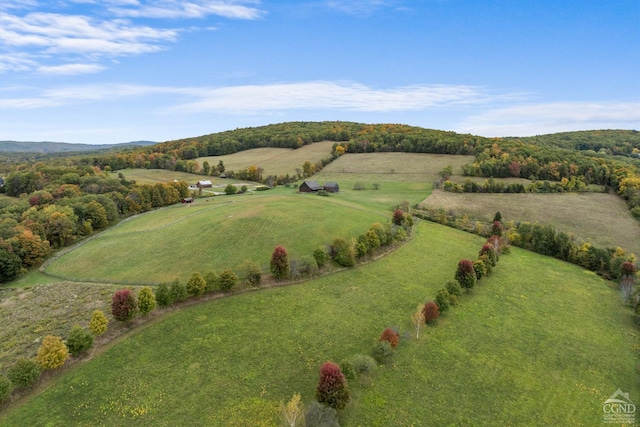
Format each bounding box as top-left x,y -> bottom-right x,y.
197,140 -> 337,177
44,192 -> 389,284
3,222 -> 636,426
422,189 -> 640,256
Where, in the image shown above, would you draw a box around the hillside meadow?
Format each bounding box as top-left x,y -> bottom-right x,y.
1,222 -> 636,426
196,140 -> 337,178
422,189 -> 640,256
44,191 -> 388,285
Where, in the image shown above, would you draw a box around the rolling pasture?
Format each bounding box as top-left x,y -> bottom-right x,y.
196,140 -> 337,177
2,222 -> 636,426
2,149 -> 639,425
44,192 -> 387,284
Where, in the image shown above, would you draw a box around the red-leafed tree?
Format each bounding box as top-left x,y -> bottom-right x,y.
621,261 -> 638,278
379,327 -> 400,348
270,245 -> 290,279
455,259 -> 477,290
111,289 -> 138,322
392,209 -> 405,226
422,301 -> 440,325
491,220 -> 503,237
315,361 -> 350,410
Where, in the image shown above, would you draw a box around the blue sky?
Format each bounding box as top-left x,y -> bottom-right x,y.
0,0 -> 638,144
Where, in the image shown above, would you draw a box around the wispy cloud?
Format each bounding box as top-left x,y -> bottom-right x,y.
0,1 -> 263,75
38,63 -> 105,75
108,0 -> 264,20
169,81 -> 513,113
457,102 -> 640,136
0,81 -> 510,112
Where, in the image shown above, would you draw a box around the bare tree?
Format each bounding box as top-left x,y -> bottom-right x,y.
411,304 -> 425,338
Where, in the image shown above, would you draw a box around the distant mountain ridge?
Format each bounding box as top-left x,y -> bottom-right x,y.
0,140 -> 156,153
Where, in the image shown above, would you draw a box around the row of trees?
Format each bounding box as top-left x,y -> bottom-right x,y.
414,207 -> 637,280
442,177 -> 589,194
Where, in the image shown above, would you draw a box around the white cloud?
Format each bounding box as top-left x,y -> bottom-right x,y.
0,12 -> 178,55
108,1 -> 264,19
169,81 -> 505,113
457,102 -> 640,136
38,63 -> 105,75
0,1 -> 260,75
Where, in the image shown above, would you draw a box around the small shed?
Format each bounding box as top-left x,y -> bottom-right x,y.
181,197 -> 194,203
323,182 -> 340,193
299,180 -> 323,193
197,180 -> 212,188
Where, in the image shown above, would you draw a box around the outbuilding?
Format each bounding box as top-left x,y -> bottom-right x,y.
299,180 -> 323,192
197,180 -> 212,188
323,182 -> 340,193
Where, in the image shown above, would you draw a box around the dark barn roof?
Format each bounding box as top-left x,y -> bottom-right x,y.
299,180 -> 323,192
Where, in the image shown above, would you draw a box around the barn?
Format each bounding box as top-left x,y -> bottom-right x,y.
299,180 -> 323,192
197,180 -> 212,188
323,182 -> 340,193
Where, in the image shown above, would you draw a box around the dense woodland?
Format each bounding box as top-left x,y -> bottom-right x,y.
1,121 -> 639,284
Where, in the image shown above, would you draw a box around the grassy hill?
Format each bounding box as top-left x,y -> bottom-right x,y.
2,222 -> 635,425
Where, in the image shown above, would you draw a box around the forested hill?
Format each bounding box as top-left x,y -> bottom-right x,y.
151,121 -> 488,159
0,140 -> 156,153
503,130 -> 640,158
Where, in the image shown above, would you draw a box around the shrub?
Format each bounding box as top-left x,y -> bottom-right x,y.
479,254 -> 494,276
298,255 -> 319,277
350,354 -> 377,375
479,243 -> 498,266
305,401 -> 340,427
621,261 -> 638,278
8,358 -> 41,389
455,259 -> 477,290
270,245 -> 290,279
0,375 -> 12,404
88,309 -> 108,336
186,272 -> 207,296
137,286 -> 157,314
372,340 -> 395,365
317,190 -> 329,196
315,361 -> 350,410
434,288 -> 451,311
66,325 -> 94,356
473,259 -> 487,280
313,247 -> 329,267
392,209 -> 405,226
219,269 -> 238,291
37,335 -> 69,370
155,283 -> 173,306
224,184 -> 237,195
422,301 -> 440,325
331,238 -> 355,267
379,327 -> 400,348
340,359 -> 357,380
491,220 -> 503,236
169,280 -> 188,302
111,289 -> 138,322
204,270 -> 219,292
241,261 -> 262,287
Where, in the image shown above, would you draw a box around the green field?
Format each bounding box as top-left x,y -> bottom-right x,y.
44,192 -> 390,284
197,140 -> 337,177
3,222 -> 636,426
